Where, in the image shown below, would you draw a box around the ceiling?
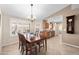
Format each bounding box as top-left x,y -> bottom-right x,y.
0,4 -> 69,20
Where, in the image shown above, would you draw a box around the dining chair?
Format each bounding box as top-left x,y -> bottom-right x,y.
18,33 -> 37,55
18,33 -> 25,54
36,32 -> 45,52
18,33 -> 22,49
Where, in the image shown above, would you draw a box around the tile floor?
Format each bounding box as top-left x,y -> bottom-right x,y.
1,35 -> 79,55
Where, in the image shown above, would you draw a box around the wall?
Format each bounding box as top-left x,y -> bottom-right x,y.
62,34 -> 79,46
1,15 -> 13,46
1,15 -> 43,46
0,9 -> 2,53
0,15 -> 1,52
47,5 -> 79,34
1,15 -> 28,46
46,5 -> 79,46
35,20 -> 43,31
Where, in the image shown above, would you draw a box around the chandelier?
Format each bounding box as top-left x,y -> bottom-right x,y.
27,4 -> 36,22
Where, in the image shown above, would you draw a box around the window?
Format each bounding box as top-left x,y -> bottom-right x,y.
10,18 -> 30,37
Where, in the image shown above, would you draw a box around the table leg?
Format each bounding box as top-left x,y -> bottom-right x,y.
39,42 -> 40,52
29,44 -> 32,55
45,39 -> 47,52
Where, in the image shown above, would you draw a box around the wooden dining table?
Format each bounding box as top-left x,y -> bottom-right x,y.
24,33 -> 47,54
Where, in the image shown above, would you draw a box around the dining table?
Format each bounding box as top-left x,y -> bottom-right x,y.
24,33 -> 47,54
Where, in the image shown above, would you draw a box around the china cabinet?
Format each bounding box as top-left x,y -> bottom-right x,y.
66,15 -> 75,34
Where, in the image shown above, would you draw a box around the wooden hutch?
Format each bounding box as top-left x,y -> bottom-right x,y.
40,20 -> 55,39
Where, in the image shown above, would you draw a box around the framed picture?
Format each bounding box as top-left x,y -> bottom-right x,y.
10,23 -> 18,36
66,15 -> 75,34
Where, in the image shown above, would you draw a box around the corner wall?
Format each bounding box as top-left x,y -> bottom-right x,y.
48,5 -> 79,34
1,15 -> 43,46
1,15 -> 14,46
47,5 -> 79,46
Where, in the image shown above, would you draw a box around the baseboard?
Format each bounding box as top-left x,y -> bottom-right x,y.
63,42 -> 79,49
2,41 -> 18,47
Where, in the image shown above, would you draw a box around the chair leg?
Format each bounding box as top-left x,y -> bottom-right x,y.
20,46 -> 22,52
35,47 -> 37,54
19,42 -> 20,49
39,43 -> 40,52
22,49 -> 24,55
25,50 -> 28,55
25,47 -> 28,55
43,41 -> 44,48
20,44 -> 25,55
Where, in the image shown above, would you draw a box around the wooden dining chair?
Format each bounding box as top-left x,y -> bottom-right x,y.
18,33 -> 21,49
36,32 -> 45,52
18,33 -> 37,55
18,33 -> 25,54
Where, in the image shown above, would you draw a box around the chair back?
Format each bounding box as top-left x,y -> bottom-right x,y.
18,33 -> 28,45
40,32 -> 46,39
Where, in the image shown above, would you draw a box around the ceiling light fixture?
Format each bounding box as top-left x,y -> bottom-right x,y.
27,4 -> 36,22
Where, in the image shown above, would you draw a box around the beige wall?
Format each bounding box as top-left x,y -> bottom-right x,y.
2,16 -> 30,46
1,15 -> 12,46
1,15 -> 25,46
1,14 -> 43,46
47,5 -> 79,46
62,34 -> 79,46
0,9 -> 2,52
47,5 -> 79,34
0,15 -> 1,52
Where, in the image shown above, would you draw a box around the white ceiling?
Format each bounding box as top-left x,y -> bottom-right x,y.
0,4 -> 69,20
